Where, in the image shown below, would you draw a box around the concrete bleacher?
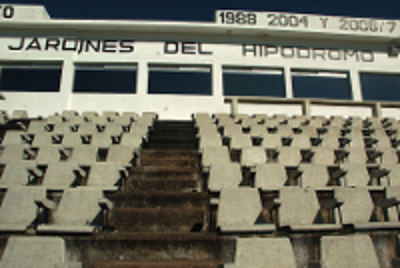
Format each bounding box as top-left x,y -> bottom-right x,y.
0,110 -> 400,267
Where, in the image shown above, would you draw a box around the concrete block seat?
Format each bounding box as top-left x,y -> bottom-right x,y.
297,125 -> 318,137
90,116 -> 109,125
0,130 -> 32,145
339,164 -> 371,187
36,188 -> 111,234
0,236 -> 79,268
119,133 -> 143,148
248,124 -> 268,138
27,120 -> 52,133
380,164 -> 400,186
42,162 -> 86,189
0,144 -> 36,164
106,145 -> 137,165
321,235 -> 380,268
82,111 -> 99,121
102,110 -> 120,122
224,237 -> 297,268
240,146 -> 267,168
52,122 -> 79,134
275,147 -> 301,166
261,133 -> 283,149
229,134 -> 252,150
68,145 -> 98,165
333,187 -> 400,230
208,163 -> 242,192
200,146 -> 231,171
61,110 -> 80,121
252,114 -> 268,124
137,112 -> 158,125
112,115 -> 134,126
11,110 -> 28,120
193,112 -> 214,126
289,134 -> 312,149
318,125 -> 342,137
255,163 -> 287,190
198,134 -> 222,151
276,187 -> 341,232
129,122 -> 151,139
86,162 -> 128,190
298,164 -> 331,188
217,188 -> 276,233
31,132 -> 62,146
35,145 -> 69,165
214,113 -> 234,127
273,124 -> 294,136
240,116 -> 259,128
337,148 -> 367,164
104,122 -> 129,135
318,134 -> 340,148
121,111 -> 139,122
222,124 -> 243,138
196,123 -> 220,137
89,133 -> 115,148
0,161 -> 43,187
78,122 -> 103,134
61,133 -> 84,147
0,186 -> 46,232
307,147 -> 336,165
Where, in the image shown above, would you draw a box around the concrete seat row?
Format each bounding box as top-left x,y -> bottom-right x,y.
0,233 -> 385,268
194,112 -> 399,129
0,236 -> 82,268
0,161 -> 129,190
207,162 -> 400,191
1,131 -> 145,148
200,146 -> 399,170
0,186 -> 111,234
0,144 -> 138,165
225,234 -> 384,268
216,187 -> 400,233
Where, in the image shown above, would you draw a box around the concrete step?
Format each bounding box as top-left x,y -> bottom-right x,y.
127,178 -> 201,193
83,233 -> 234,264
88,261 -> 220,268
139,157 -> 199,168
106,192 -> 209,209
110,208 -> 206,232
140,149 -> 198,159
129,168 -> 201,180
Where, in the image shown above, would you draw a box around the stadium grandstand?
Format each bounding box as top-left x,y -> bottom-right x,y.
2,4 -> 400,267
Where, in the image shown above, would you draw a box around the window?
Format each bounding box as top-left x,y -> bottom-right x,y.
0,62 -> 62,92
148,65 -> 211,95
292,70 -> 352,100
360,73 -> 400,101
223,67 -> 285,97
73,64 -> 137,93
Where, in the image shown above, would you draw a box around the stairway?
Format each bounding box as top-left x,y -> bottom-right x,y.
88,121 -> 232,267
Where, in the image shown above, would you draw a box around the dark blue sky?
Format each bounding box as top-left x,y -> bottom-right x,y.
4,0 -> 400,21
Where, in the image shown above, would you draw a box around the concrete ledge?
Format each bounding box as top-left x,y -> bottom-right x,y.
37,225 -> 95,234
220,224 -> 276,233
354,222 -> 400,230
290,224 -> 342,232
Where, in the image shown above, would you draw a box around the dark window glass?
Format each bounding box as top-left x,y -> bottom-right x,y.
292,70 -> 351,100
223,68 -> 285,97
73,65 -> 136,94
148,65 -> 211,95
360,73 -> 400,101
0,63 -> 61,92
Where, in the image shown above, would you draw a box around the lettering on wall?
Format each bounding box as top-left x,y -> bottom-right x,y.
242,44 -> 375,62
8,38 -> 135,54
164,42 -> 212,55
